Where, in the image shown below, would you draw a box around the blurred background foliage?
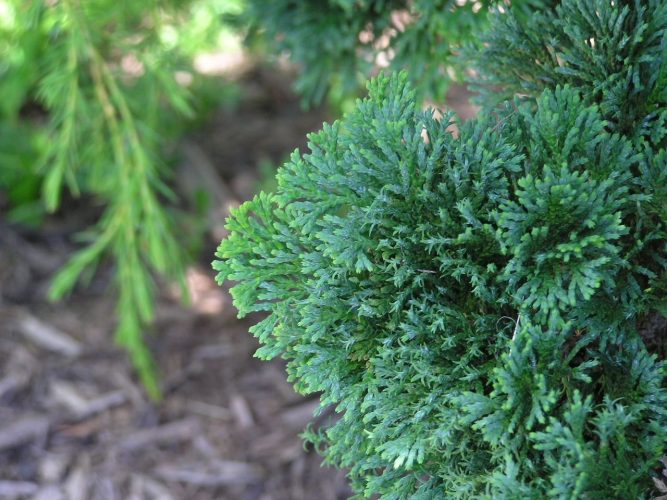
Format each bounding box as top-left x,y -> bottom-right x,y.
244,0 -> 497,107
0,0 -> 243,398
242,0 -> 544,109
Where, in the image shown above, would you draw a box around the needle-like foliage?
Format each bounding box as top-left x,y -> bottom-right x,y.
1,0 -> 241,398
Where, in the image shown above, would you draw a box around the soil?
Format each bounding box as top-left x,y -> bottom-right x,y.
0,64 -> 480,500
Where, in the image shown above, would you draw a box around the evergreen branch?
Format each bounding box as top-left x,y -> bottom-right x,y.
26,0 -> 195,398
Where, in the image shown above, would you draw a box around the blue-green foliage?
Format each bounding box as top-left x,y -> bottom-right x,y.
216,0 -> 667,496
474,0 -> 667,339
473,0 -> 667,142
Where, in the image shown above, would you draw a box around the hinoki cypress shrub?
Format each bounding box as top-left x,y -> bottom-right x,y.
215,0 -> 667,496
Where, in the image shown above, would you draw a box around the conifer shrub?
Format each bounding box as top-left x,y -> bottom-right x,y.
215,0 -> 667,496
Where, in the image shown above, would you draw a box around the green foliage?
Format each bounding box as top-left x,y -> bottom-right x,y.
495,88 -> 636,327
244,0 -> 513,105
0,120 -> 47,225
215,0 -> 667,495
0,0 -> 241,398
473,0 -> 667,337
472,0 -> 667,143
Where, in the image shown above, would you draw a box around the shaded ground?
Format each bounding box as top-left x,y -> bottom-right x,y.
0,65 -> 481,499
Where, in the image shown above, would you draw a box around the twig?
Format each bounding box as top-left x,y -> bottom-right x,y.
0,415 -> 49,451
187,400 -> 232,421
116,418 -> 200,452
17,314 -> 82,357
511,313 -> 521,342
0,481 -> 39,497
51,381 -> 128,419
154,460 -> 261,487
230,394 -> 254,429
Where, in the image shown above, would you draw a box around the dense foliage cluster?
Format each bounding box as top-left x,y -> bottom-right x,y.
215,0 -> 667,496
0,0 -> 240,397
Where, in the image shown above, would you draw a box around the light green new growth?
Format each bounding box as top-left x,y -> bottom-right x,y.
1,0 -> 241,398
